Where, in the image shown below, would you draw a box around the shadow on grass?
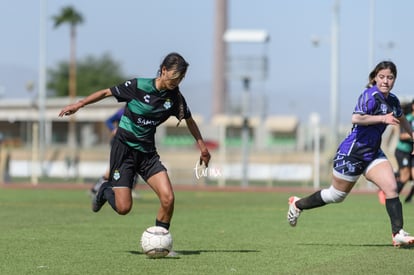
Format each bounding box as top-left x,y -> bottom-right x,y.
299,243 -> 414,249
129,249 -> 260,257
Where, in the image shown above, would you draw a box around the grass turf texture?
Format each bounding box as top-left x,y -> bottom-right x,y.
1,188 -> 414,274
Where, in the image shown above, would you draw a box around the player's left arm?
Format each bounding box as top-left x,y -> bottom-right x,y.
185,117 -> 211,167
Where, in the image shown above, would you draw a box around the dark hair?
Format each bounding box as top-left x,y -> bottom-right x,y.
158,52 -> 189,78
366,61 -> 397,88
158,53 -> 189,126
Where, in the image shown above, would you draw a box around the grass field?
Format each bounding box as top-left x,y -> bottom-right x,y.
1,186 -> 414,274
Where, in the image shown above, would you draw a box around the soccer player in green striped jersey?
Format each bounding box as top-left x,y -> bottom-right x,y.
59,53 -> 211,232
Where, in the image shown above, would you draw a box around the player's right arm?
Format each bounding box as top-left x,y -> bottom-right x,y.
351,112 -> 399,126
58,88 -> 112,117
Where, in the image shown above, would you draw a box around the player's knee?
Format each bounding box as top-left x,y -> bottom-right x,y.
321,186 -> 348,203
160,193 -> 175,210
116,206 -> 131,215
115,201 -> 132,215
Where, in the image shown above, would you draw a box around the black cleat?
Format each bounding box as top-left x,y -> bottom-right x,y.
92,183 -> 108,212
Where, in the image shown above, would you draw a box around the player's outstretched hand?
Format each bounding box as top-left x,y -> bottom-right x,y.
58,103 -> 81,117
383,112 -> 399,125
199,151 -> 211,167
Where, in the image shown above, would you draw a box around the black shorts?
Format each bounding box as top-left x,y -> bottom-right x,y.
332,150 -> 386,182
395,148 -> 414,169
108,138 -> 167,188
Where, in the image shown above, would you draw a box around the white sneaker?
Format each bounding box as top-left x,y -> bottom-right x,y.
287,196 -> 301,227
392,229 -> 414,247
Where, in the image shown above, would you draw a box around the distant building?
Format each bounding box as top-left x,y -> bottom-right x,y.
0,97 -> 301,151
0,97 -> 120,147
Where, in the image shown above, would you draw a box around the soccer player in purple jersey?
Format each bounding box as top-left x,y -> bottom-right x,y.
287,61 -> 414,247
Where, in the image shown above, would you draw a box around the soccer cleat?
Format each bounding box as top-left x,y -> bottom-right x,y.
166,250 -> 179,258
88,176 -> 106,198
404,185 -> 414,203
287,196 -> 301,227
377,190 -> 386,205
88,189 -> 96,198
392,229 -> 414,247
92,183 -> 107,212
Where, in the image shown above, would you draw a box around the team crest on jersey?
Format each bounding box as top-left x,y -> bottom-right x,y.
113,170 -> 120,181
347,162 -> 355,173
380,103 -> 388,114
163,99 -> 172,109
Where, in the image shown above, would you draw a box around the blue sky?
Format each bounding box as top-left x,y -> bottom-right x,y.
0,0 -> 412,125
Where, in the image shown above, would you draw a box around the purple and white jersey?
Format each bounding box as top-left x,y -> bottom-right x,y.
337,85 -> 402,162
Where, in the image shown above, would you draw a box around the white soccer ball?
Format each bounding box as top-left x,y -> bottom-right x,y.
140,226 -> 173,258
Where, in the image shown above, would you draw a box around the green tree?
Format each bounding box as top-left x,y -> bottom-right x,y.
52,5 -> 84,149
48,53 -> 127,97
52,5 -> 83,100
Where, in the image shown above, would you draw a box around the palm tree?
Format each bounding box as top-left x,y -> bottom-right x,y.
53,6 -> 84,149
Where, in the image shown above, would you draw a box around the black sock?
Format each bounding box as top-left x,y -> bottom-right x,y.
295,190 -> 326,210
100,181 -> 117,212
385,197 -> 403,235
156,219 -> 170,230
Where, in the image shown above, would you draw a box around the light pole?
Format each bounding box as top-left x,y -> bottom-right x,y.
224,29 -> 269,187
312,1 -> 340,150
330,0 -> 340,148
368,0 -> 375,70
310,113 -> 320,190
212,0 -> 228,115
38,0 -> 47,177
240,77 -> 250,187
